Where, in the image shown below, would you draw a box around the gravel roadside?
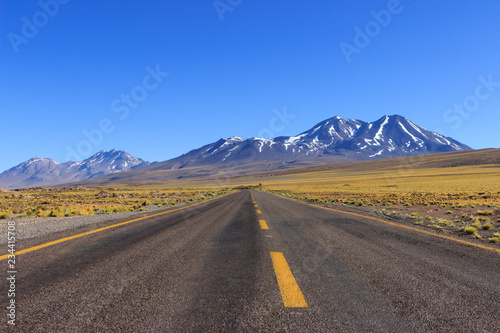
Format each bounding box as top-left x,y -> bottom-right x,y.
0,202 -> 193,245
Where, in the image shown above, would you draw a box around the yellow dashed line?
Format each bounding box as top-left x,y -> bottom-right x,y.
270,252 -> 308,307
256,210 -> 262,214
259,220 -> 269,230
0,193 -> 232,261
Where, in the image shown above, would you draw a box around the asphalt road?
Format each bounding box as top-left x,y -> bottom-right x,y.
2,190 -> 499,332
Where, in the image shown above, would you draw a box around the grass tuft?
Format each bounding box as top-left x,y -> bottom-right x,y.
461,226 -> 477,234
481,223 -> 494,230
488,237 -> 500,243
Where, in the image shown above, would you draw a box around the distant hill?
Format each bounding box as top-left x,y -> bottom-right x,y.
229,148 -> 500,180
73,114 -> 472,185
0,150 -> 150,189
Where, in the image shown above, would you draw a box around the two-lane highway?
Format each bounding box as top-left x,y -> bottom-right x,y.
2,190 -> 499,332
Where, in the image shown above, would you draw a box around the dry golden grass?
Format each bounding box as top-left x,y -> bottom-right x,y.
256,164 -> 500,207
0,186 -> 232,219
2,149 -> 499,243
242,162 -> 500,243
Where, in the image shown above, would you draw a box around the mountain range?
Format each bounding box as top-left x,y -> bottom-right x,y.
162,114 -> 468,167
0,115 -> 471,189
0,150 -> 150,189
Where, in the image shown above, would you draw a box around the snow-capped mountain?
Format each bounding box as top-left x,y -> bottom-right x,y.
0,115 -> 472,188
332,115 -> 468,158
0,150 -> 150,189
77,114 -> 470,185
141,114 -> 470,174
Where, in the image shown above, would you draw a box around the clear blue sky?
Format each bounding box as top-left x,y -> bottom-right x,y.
1,0 -> 499,172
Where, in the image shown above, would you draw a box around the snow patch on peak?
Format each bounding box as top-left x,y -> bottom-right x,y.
434,133 -> 451,145
254,138 -> 274,152
344,125 -> 356,137
374,116 -> 389,142
398,122 -> 424,147
407,120 -> 428,139
369,149 -> 384,157
286,133 -> 308,144
22,157 -> 57,167
328,125 -> 337,137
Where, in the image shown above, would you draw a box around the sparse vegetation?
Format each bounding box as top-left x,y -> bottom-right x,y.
254,161 -> 500,245
461,226 -> 477,234
0,186 -> 232,219
481,223 -> 494,230
477,210 -> 494,215
429,225 -> 443,231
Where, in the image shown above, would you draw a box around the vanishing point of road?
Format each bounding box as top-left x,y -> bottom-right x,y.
2,190 -> 499,332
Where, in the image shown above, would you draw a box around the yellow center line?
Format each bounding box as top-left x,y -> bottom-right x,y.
254,204 -> 258,207
256,210 -> 262,214
0,192 -> 233,261
273,193 -> 500,254
270,252 -> 308,307
259,220 -> 269,230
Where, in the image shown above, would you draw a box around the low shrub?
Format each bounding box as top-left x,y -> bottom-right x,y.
461,226 -> 477,234
481,223 -> 494,230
